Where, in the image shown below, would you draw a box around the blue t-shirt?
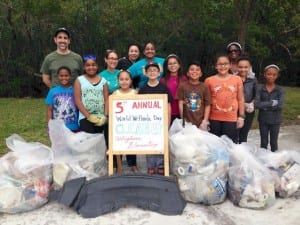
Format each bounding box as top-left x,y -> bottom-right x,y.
99,69 -> 120,94
128,57 -> 165,88
45,85 -> 79,131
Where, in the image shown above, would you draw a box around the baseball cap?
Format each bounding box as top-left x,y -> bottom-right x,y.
145,62 -> 160,71
54,27 -> 70,38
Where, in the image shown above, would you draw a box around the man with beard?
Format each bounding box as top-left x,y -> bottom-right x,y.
41,28 -> 83,88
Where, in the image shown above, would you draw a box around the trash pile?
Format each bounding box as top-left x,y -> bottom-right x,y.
1,118 -> 300,214
169,119 -> 300,209
0,120 -> 107,213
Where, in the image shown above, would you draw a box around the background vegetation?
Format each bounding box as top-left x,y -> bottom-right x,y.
1,86 -> 299,155
0,0 -> 299,97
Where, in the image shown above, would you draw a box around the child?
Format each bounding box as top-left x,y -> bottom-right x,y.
255,64 -> 284,152
46,66 -> 79,131
73,54 -> 109,134
204,54 -> 245,143
161,54 -> 188,123
237,56 -> 257,143
176,61 -> 211,130
138,63 -> 173,175
113,70 -> 138,172
99,50 -> 120,94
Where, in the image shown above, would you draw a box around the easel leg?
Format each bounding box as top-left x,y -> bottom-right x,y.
116,155 -> 122,173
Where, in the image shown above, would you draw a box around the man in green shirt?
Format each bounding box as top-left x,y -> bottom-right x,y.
40,28 -> 83,88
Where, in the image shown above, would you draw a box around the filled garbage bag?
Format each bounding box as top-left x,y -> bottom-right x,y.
223,137 -> 275,209
254,148 -> 300,198
0,134 -> 52,213
169,119 -> 229,205
49,120 -> 107,189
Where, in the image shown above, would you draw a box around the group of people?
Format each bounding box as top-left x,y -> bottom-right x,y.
42,28 -> 284,174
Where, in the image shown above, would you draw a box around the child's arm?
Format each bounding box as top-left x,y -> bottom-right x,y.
74,78 -> 90,118
199,104 -> 210,130
46,105 -> 53,125
178,100 -> 184,119
103,83 -> 109,116
237,83 -> 245,118
168,103 -> 171,126
237,82 -> 245,128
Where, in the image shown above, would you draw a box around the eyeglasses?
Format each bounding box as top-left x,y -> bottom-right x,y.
83,54 -> 96,61
147,70 -> 159,73
107,57 -> 118,61
168,62 -> 178,66
216,63 -> 230,67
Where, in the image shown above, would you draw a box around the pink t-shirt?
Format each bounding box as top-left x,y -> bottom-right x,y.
161,75 -> 187,116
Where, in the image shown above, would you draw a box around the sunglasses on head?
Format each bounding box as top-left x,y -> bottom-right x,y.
83,54 -> 96,61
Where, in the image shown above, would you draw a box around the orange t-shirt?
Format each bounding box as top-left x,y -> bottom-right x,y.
205,75 -> 243,122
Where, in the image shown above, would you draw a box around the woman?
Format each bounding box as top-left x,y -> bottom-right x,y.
117,43 -> 141,88
128,42 -> 165,88
226,42 -> 243,75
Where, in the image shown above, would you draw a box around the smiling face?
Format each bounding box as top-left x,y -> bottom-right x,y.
237,59 -> 251,78
128,45 -> 140,62
215,56 -> 231,75
145,65 -> 160,82
84,59 -> 98,76
54,32 -> 70,51
105,51 -> 118,70
118,71 -> 132,91
187,64 -> 202,82
167,57 -> 180,75
143,43 -> 156,60
57,68 -> 71,87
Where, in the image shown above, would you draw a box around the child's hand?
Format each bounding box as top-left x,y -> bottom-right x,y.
95,116 -> 107,126
237,117 -> 245,129
199,120 -> 209,131
87,114 -> 100,124
271,100 -> 278,106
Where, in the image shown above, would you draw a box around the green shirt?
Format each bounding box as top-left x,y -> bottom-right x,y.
40,51 -> 83,87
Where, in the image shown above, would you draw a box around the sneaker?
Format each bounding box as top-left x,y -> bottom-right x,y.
148,168 -> 155,175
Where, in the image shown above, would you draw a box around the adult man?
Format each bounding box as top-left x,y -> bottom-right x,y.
41,28 -> 83,88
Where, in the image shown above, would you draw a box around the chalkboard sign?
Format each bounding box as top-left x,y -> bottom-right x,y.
108,94 -> 169,175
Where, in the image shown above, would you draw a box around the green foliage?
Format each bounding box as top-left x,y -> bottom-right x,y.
0,0 -> 299,96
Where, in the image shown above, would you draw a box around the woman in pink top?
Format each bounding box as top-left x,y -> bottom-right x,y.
160,54 -> 187,123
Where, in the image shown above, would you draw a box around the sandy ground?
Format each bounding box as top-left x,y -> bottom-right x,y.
0,125 -> 299,225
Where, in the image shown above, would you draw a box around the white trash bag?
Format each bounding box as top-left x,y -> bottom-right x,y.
0,134 -> 52,213
254,148 -> 300,198
223,138 -> 275,209
49,120 -> 107,189
169,120 -> 229,205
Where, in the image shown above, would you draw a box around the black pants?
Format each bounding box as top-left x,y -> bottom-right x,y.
209,120 -> 238,143
238,111 -> 255,143
259,122 -> 280,152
